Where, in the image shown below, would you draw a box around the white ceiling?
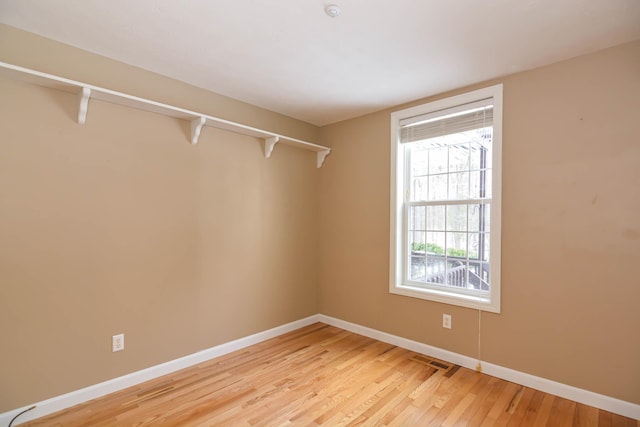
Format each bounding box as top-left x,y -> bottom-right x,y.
1,1 -> 639,126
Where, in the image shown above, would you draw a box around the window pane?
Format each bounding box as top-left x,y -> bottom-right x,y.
425,231 -> 445,255
482,204 -> 490,233
484,170 -> 492,198
471,233 -> 490,262
470,142 -> 483,170
428,146 -> 448,174
468,233 -> 480,259
448,143 -> 469,172
410,257 -> 426,282
448,172 -> 469,199
469,204 -> 480,232
468,203 -> 490,233
411,177 -> 428,201
484,266 -> 491,291
446,205 -> 467,231
428,174 -> 447,200
426,205 -> 445,231
410,231 -> 426,282
410,231 -> 426,253
426,253 -> 446,284
470,171 -> 481,199
409,206 -> 425,230
469,169 -> 492,199
481,138 -> 493,169
447,232 -> 467,258
446,262 -> 467,288
469,261 -> 490,291
482,233 -> 490,262
410,148 -> 429,176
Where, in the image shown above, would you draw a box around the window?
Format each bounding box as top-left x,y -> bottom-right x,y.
390,85 -> 502,313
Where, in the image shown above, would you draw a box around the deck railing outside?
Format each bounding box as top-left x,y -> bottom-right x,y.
410,252 -> 489,291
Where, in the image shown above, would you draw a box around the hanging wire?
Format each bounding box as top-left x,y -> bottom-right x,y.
8,405 -> 36,427
476,308 -> 483,372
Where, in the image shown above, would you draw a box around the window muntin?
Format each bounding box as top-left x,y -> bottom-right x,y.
390,85 -> 502,312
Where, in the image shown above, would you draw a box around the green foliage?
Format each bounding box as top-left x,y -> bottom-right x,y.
411,242 -> 476,258
411,242 -> 444,254
411,242 -> 425,252
446,248 -> 467,257
428,243 -> 445,255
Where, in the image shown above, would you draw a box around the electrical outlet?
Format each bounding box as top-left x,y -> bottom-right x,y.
442,314 -> 452,329
112,333 -> 124,352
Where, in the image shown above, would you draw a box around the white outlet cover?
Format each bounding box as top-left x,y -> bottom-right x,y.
442,314 -> 452,329
112,333 -> 125,352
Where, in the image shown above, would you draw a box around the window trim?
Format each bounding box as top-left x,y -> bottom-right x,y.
389,84 -> 503,313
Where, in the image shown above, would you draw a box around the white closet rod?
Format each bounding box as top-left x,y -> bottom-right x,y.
0,61 -> 331,168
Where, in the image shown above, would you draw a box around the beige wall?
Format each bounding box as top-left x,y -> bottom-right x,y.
0,25 -> 320,411
318,39 -> 640,404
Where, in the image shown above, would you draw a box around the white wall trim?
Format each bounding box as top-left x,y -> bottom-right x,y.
0,315 -> 322,426
316,314 -> 640,420
2,313 -> 639,425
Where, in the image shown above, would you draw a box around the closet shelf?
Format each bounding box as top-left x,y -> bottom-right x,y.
0,61 -> 331,168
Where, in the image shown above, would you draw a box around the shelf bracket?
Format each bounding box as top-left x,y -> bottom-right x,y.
190,117 -> 206,145
77,87 -> 91,124
317,149 -> 331,168
264,136 -> 279,158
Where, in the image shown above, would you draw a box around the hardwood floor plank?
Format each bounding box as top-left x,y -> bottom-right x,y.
442,392 -> 477,426
431,370 -> 484,426
549,396 -> 577,426
505,386 -> 537,426
465,378 -> 509,425
574,402 -> 599,427
506,385 -> 525,414
520,389 -> 547,425
18,323 -> 638,426
452,373 -> 494,426
486,382 -> 522,427
599,410 -> 614,427
533,393 -> 556,426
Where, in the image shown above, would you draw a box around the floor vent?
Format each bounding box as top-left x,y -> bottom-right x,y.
410,354 -> 455,372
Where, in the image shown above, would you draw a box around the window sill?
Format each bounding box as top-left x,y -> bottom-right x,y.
390,283 -> 500,313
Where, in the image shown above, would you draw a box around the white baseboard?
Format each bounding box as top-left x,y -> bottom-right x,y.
316,314 -> 640,420
0,315 -> 322,426
2,313 -> 638,425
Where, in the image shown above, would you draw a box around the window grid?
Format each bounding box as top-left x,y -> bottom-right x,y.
403,125 -> 492,294
405,202 -> 491,294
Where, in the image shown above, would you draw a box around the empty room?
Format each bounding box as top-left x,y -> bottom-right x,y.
0,1 -> 639,426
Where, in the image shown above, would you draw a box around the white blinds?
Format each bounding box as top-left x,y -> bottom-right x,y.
400,98 -> 493,144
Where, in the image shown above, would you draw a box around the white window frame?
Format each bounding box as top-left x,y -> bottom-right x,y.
390,84 -> 502,313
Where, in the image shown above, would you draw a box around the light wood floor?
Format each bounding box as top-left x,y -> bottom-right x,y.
20,323 -> 638,426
